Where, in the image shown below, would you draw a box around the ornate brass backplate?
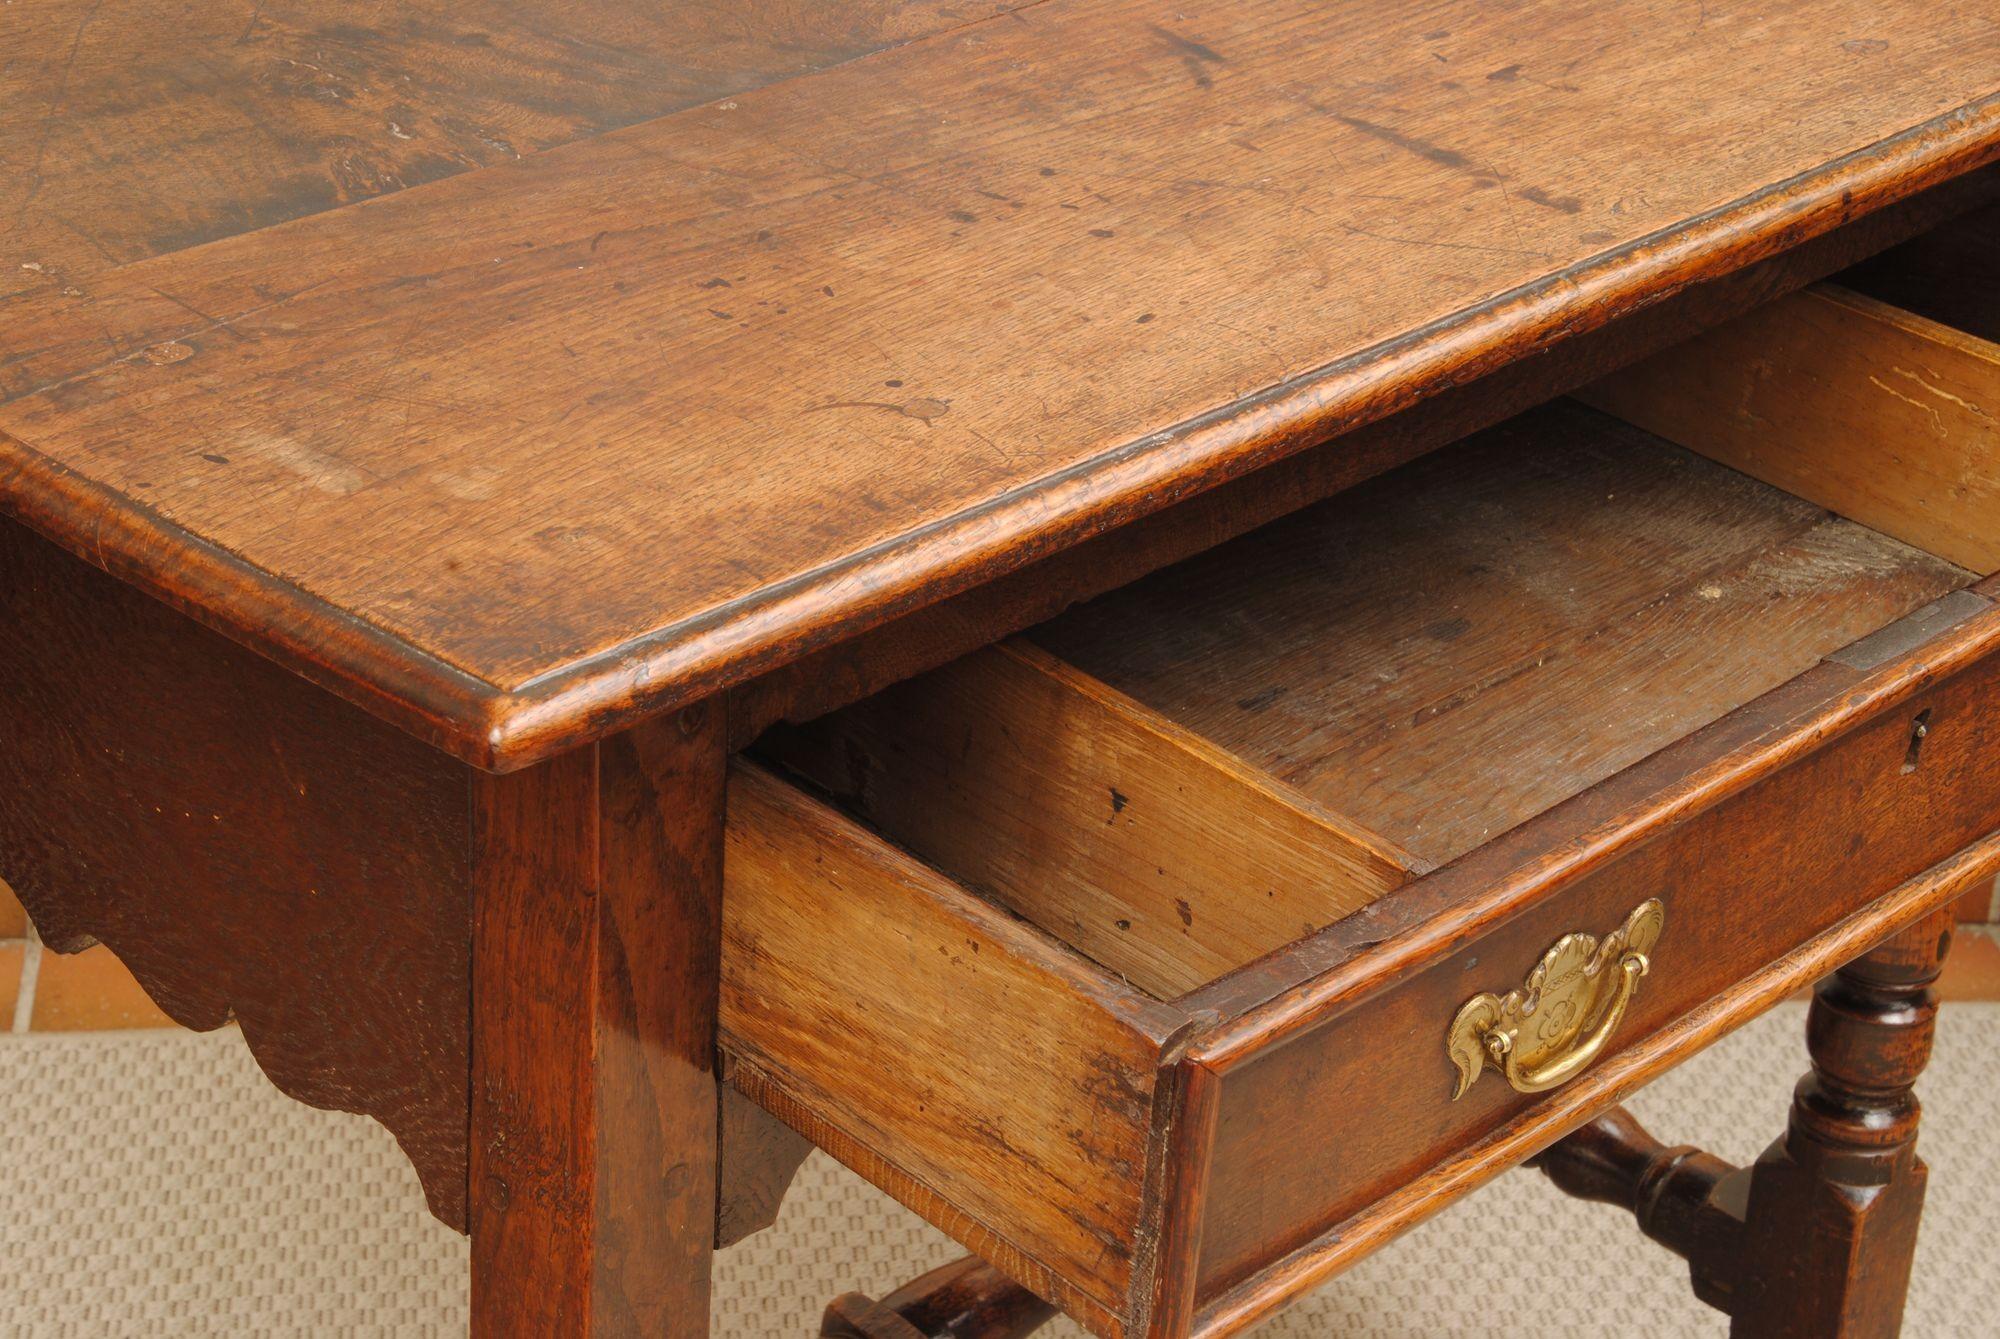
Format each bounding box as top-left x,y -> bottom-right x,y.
1446,899 -> 1665,1101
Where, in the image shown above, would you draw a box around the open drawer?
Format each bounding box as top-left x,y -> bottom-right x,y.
717,214 -> 2000,1339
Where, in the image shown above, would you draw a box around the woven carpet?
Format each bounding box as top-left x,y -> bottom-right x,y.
2,1002 -> 1995,1337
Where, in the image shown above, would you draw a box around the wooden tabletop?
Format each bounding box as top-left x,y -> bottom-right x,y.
3,0 -> 1997,769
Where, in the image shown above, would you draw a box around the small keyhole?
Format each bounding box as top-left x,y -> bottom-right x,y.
1902,709 -> 1933,774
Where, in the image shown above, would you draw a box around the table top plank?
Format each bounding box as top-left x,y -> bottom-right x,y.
0,0 -> 1025,283
3,0 -> 1997,768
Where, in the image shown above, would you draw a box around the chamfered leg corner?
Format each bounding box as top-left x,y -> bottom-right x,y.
1726,905 -> 1953,1338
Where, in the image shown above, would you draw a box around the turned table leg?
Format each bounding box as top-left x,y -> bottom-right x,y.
1535,905 -> 1954,1339
1727,906 -> 1952,1338
470,704 -> 730,1337
822,1256 -> 1058,1339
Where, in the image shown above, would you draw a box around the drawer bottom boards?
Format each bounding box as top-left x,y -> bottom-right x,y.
717,218 -> 2000,1339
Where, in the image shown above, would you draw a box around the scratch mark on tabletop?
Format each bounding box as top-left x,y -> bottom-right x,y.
51,214 -> 121,269
1330,109 -> 1573,228
966,423 -> 1018,464
288,367 -> 509,425
7,0 -> 107,232
804,397 -> 952,424
146,286 -> 255,342
1338,221 -> 1549,261
0,283 -> 327,406
997,157 -> 1287,199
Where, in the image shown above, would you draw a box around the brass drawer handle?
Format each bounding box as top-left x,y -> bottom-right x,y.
1447,899 -> 1664,1100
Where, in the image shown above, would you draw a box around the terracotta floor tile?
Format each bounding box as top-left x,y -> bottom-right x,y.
1940,926 -> 2000,1003
0,877 -> 26,940
30,944 -> 176,1031
1955,876 -> 1998,925
0,941 -> 22,1028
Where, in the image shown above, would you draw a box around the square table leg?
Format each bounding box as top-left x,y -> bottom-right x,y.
1727,905 -> 1953,1337
470,702 -> 729,1337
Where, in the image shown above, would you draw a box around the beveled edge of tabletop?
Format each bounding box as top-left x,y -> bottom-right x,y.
5,96 -> 1999,773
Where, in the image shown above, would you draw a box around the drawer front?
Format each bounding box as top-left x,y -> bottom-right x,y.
728,612 -> 2000,1339
1191,624 -> 2000,1307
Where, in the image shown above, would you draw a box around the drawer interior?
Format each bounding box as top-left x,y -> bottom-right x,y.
759,217 -> 2000,1005
1031,411 -> 1968,872
1839,199 -> 2000,345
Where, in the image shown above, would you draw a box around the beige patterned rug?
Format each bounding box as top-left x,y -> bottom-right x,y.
1,1002 -> 1994,1337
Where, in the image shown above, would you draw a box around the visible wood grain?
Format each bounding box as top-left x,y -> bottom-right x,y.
7,8 -> 2000,1330
822,1257 -> 1057,1339
0,0 -> 1031,284
1180,601 -> 2000,1321
1725,908 -> 1953,1338
1039,403 -> 1974,868
1188,833 -> 2000,1339
720,761 -> 1180,1331
3,2 -> 1996,767
470,705 -> 729,1335
730,595 -> 2000,1335
1146,1060 -> 1222,1339
1540,911 -> 1963,1337
0,507 -> 828,1259
728,172 -> 1999,751
724,397 -> 2000,1333
1841,201 -> 2000,344
735,651 -> 2000,1339
823,1295 -> 928,1339
1582,284 -> 2000,572
763,640 -> 1416,999
0,513 -> 472,1224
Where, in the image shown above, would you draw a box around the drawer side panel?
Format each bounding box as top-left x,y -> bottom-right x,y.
1582,283 -> 2000,571
765,640 -> 1415,1000
721,762 -> 1172,1329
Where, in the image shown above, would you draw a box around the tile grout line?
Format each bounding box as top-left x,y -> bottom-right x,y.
12,923 -> 40,1034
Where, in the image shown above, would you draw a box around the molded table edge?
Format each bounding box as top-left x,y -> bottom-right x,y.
3,97 -> 1997,772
